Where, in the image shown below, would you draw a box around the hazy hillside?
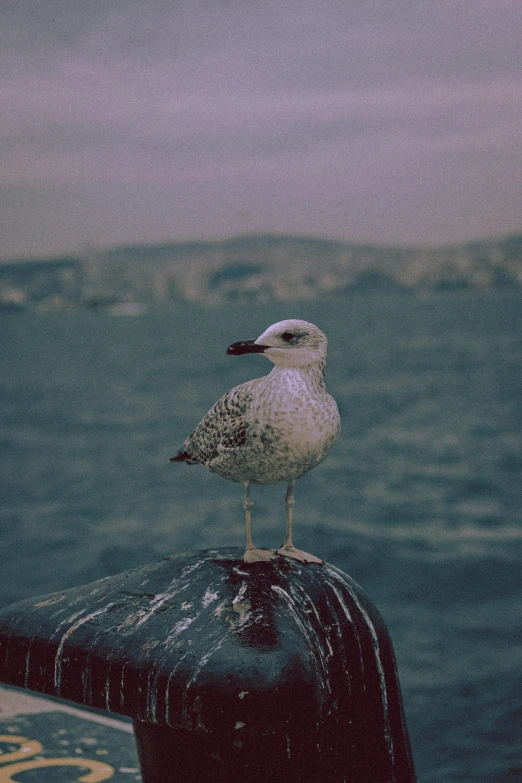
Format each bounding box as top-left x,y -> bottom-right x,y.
1,233 -> 521,310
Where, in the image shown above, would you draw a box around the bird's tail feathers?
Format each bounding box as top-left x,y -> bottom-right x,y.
169,449 -> 197,464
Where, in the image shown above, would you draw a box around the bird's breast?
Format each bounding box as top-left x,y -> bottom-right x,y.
208,369 -> 340,485
248,378 -> 339,461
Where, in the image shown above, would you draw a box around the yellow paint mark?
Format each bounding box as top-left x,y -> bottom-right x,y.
0,736 -> 42,764
233,600 -> 251,624
0,758 -> 114,782
224,600 -> 251,626
34,595 -> 65,608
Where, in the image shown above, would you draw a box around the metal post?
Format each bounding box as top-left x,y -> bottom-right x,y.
0,548 -> 415,782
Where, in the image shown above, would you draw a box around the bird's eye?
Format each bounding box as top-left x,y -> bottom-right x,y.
281,331 -> 294,342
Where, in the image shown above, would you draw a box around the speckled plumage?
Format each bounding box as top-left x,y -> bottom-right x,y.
172,319 -> 340,563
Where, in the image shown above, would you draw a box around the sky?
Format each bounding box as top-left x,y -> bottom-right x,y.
1,0 -> 522,259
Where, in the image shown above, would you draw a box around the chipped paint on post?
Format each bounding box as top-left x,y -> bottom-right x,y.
0,548 -> 415,783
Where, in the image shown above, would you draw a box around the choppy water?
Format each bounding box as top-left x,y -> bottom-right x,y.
1,294 -> 522,781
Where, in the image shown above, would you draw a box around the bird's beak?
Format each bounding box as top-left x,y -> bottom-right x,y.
226,339 -> 269,356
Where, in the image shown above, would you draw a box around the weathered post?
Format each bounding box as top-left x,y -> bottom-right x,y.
0,548 -> 415,782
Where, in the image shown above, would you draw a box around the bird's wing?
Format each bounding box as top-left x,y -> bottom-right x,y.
172,379 -> 259,466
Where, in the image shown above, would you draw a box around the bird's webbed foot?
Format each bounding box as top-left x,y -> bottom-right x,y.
243,547 -> 278,563
276,545 -> 323,564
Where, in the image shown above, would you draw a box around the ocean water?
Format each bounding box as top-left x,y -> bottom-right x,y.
1,293 -> 521,781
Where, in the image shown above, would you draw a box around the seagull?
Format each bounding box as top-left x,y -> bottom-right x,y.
171,319 -> 340,564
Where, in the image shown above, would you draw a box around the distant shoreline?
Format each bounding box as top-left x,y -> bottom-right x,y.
1,232 -> 521,310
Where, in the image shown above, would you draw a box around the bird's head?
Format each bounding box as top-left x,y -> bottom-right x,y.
227,319 -> 328,368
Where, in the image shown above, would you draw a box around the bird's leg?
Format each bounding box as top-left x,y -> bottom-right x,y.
243,482 -> 277,562
282,480 -> 296,549
277,481 -> 323,564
